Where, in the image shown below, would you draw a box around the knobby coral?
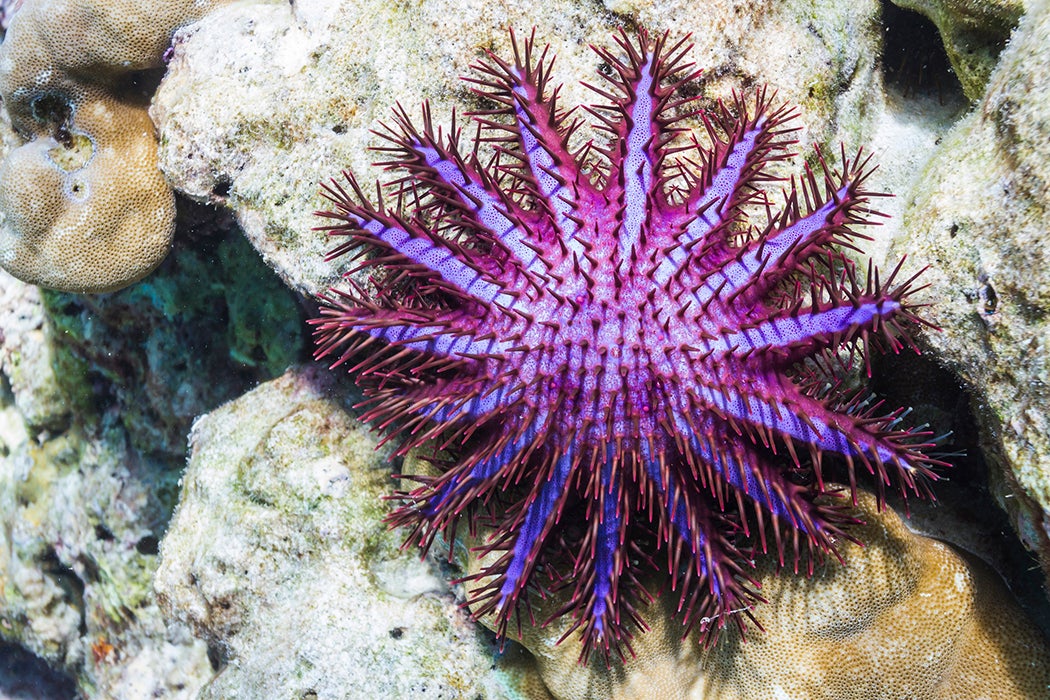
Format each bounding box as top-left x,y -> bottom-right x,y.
0,0 -> 228,293
312,29 -> 940,661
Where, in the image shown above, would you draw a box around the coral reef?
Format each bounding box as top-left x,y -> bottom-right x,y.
0,0 -> 1046,696
898,0 -> 1050,584
0,0 -> 227,293
0,269 -> 212,697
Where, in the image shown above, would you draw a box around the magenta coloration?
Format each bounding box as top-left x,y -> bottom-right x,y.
312,28 -> 941,662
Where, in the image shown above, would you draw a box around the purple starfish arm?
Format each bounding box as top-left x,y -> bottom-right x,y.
637,438 -> 756,621
420,416 -> 545,520
710,299 -> 901,357
655,101 -> 786,286
469,448 -> 578,630
614,51 -> 656,272
691,378 -> 933,497
380,106 -> 552,280
589,460 -> 622,640
686,193 -> 847,307
469,32 -> 586,252
316,177 -> 520,310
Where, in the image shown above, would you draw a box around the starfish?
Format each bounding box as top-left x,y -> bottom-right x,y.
312,28 -> 940,662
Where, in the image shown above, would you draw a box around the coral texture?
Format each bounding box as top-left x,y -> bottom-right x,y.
314,29 -> 939,659
154,366 -> 523,699
0,0 -> 227,293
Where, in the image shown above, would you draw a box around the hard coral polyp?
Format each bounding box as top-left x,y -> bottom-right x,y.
312,28 -> 940,662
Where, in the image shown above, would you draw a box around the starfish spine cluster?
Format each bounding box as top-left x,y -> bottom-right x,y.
312,28 -> 939,662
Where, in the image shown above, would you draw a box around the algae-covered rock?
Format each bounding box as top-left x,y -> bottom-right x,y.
895,1 -> 1050,584
154,365 -> 533,698
41,203 -> 304,459
0,198 -> 305,696
153,0 -> 890,297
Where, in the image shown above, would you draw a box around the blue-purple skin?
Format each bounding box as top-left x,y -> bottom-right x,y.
312,29 -> 940,663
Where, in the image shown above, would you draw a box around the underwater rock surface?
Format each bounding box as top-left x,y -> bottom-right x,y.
0,269 -> 213,698
898,0 -> 1050,583
154,365 -> 525,699
0,210 -> 303,696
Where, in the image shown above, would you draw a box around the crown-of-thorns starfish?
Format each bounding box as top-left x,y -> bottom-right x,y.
312,27 -> 941,663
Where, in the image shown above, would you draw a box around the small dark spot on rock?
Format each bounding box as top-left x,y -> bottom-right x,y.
948,223 -> 959,238
981,283 -> 998,314
389,627 -> 404,639
332,123 -> 347,134
94,524 -> 114,541
206,642 -> 226,671
135,535 -> 159,555
212,176 -> 232,198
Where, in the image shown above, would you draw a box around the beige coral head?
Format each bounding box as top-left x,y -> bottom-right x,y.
0,92 -> 174,293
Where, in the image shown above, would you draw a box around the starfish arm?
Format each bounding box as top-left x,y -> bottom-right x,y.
468,449 -> 578,635
312,294 -> 508,372
553,456 -> 642,661
639,438 -> 758,637
419,420 -> 541,522
467,30 -> 588,254
582,31 -> 700,273
709,299 -> 900,358
614,46 -> 657,273
317,174 -> 520,310
654,91 -> 796,285
686,417 -> 854,572
376,104 -> 552,279
694,376 -> 937,500
691,149 -> 883,307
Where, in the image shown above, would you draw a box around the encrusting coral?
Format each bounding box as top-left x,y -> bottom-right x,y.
0,0 -> 227,293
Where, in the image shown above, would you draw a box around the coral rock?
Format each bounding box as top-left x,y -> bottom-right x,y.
889,0 -> 1025,100
898,1 -> 1050,586
0,95 -> 173,293
154,365 -> 528,698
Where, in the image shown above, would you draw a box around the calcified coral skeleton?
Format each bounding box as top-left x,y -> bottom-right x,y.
312,29 -> 940,661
